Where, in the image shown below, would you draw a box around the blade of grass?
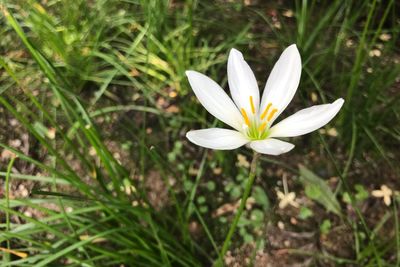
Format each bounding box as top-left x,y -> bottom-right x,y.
0,172 -> 70,185
3,156 -> 17,264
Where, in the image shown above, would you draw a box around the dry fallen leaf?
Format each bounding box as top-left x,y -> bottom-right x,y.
282,9 -> 294,18
237,154 -> 250,168
0,247 -> 28,258
372,185 -> 392,206
379,33 -> 391,41
166,105 -> 180,113
79,235 -> 107,243
213,197 -> 255,218
1,149 -> 17,160
277,190 -> 299,209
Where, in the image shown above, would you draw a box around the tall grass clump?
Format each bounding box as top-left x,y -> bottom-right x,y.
1,0 -> 253,265
0,2 -> 213,266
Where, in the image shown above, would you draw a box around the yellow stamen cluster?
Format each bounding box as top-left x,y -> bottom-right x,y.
241,96 -> 278,140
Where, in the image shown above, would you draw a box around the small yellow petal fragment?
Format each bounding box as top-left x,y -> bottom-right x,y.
258,122 -> 267,132
249,96 -> 255,114
267,108 -> 278,121
260,103 -> 272,120
241,108 -> 250,126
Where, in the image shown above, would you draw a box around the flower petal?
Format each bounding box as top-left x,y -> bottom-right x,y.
260,44 -> 302,123
269,98 -> 344,138
186,128 -> 249,150
249,138 -> 294,155
228,48 -> 260,114
186,71 -> 244,131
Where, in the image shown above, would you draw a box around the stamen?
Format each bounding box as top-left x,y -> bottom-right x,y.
260,103 -> 272,120
249,96 -> 255,114
258,122 -> 267,132
241,108 -> 250,126
267,108 -> 278,121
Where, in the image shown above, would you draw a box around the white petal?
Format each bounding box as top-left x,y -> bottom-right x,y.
186,128 -> 249,150
186,71 -> 244,131
228,48 -> 260,114
260,44 -> 302,123
249,138 -> 295,155
269,98 -> 344,138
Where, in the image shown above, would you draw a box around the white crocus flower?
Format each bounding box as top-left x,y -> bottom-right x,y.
186,44 -> 344,155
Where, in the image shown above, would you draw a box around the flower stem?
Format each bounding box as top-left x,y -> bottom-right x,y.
216,151 -> 260,266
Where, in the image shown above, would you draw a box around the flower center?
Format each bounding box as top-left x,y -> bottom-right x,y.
241,96 -> 277,140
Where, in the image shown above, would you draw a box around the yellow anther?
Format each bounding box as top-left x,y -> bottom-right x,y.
267,108 -> 278,121
249,96 -> 255,114
258,122 -> 267,132
241,108 -> 250,126
260,103 -> 272,120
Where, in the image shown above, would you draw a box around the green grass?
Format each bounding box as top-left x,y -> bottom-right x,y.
1,0 -> 399,266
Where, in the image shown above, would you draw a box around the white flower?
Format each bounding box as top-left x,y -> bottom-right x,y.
186,45 -> 344,155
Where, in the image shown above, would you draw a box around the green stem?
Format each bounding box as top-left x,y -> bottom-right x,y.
216,151 -> 260,266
